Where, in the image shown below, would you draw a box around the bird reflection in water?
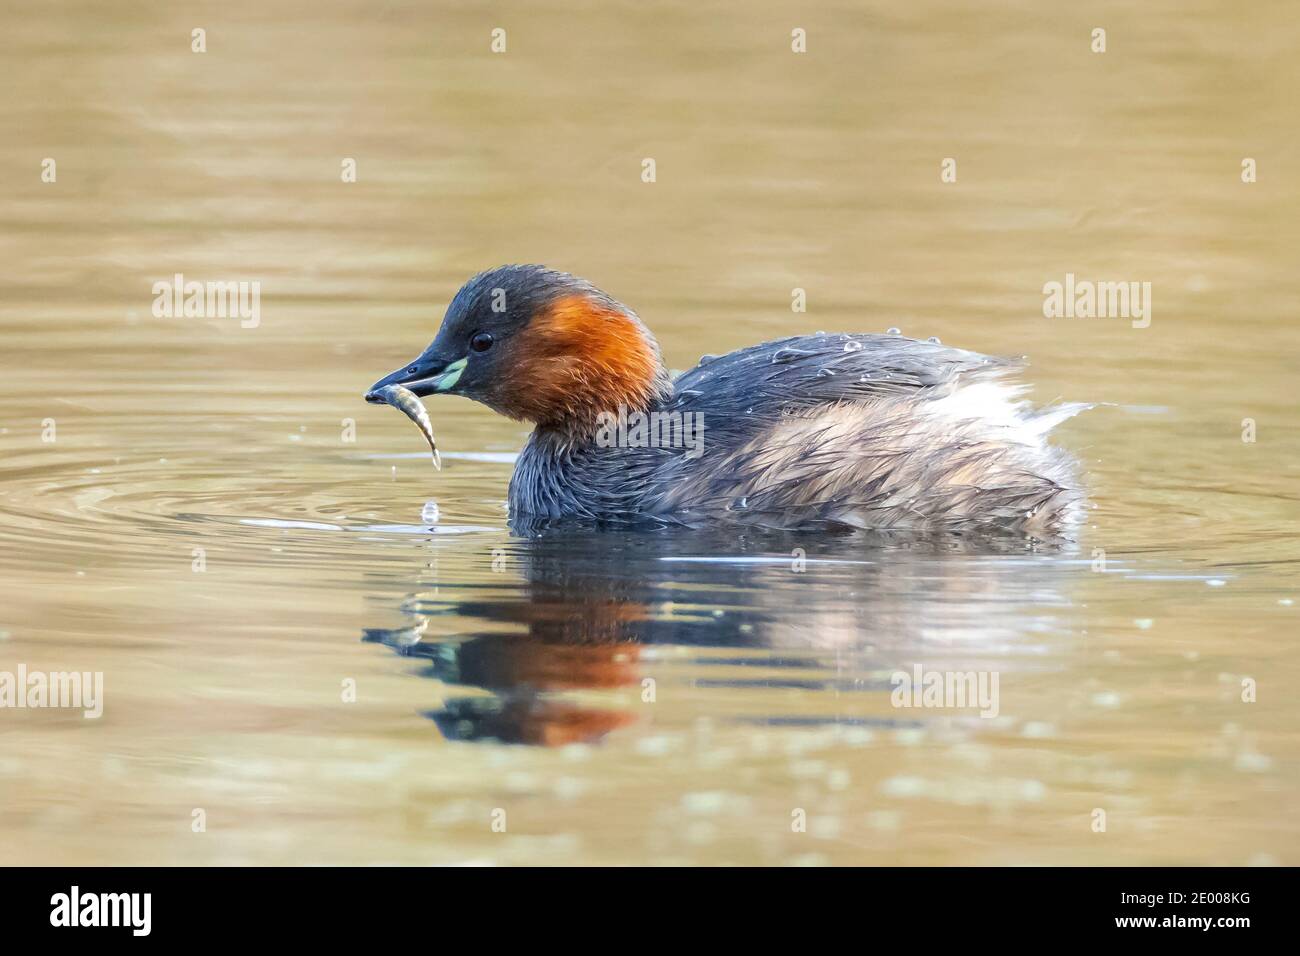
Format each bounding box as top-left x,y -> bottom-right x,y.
362,523 -> 1074,746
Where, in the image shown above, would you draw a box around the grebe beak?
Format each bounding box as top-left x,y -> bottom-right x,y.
365,355 -> 467,402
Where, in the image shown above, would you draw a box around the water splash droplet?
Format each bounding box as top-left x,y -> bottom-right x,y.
771,347 -> 808,364
886,327 -> 901,335
927,336 -> 941,344
843,340 -> 864,352
421,501 -> 440,525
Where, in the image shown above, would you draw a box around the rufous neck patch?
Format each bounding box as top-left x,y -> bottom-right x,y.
506,294 -> 665,429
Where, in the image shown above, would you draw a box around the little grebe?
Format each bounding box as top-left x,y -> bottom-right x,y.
367,265 -> 1087,533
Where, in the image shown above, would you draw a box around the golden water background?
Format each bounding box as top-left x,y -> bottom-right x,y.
1,1 -> 1297,864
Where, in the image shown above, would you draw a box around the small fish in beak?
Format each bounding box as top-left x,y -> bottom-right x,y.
368,383 -> 441,470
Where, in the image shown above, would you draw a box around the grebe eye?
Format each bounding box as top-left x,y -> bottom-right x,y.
470,332 -> 494,353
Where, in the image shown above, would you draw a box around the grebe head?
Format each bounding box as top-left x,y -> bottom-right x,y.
367,265 -> 670,430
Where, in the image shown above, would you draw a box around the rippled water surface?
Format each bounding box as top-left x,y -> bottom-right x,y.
2,1 -> 1297,864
